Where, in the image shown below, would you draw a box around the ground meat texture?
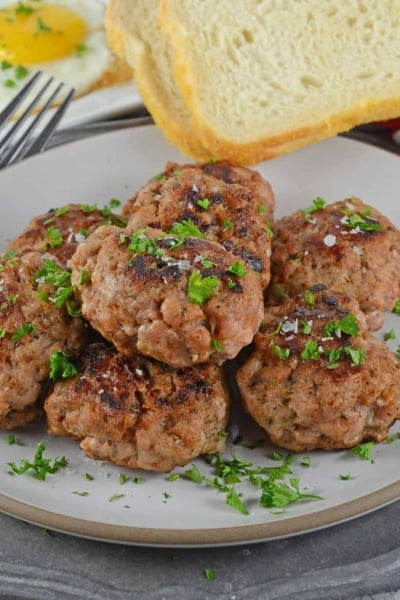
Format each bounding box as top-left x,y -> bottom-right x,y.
122,162 -> 272,288
71,225 -> 264,367
6,203 -> 126,268
0,250 -> 86,429
44,342 -> 230,472
236,286 -> 400,452
267,197 -> 400,330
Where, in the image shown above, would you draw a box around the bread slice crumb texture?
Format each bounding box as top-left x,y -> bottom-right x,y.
160,0 -> 400,163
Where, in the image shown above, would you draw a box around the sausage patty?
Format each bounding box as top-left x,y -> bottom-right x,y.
0,250 -> 86,429
6,202 -> 126,268
45,342 -> 230,472
237,285 -> 400,452
122,162 -> 273,288
267,197 -> 400,330
71,225 -> 264,367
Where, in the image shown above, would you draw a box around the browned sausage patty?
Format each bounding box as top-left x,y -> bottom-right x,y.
45,342 -> 230,472
6,203 -> 126,268
122,162 -> 273,288
71,225 -> 264,367
0,250 -> 87,429
237,285 -> 400,452
267,197 -> 400,330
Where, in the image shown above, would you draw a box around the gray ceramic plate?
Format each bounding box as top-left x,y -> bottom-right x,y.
0,126 -> 399,547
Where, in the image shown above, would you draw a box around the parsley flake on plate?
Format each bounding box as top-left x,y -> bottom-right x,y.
7,441 -> 67,480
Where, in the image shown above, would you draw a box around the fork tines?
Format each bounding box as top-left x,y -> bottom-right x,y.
0,71 -> 75,168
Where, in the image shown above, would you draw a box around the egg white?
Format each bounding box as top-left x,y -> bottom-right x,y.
0,0 -> 128,112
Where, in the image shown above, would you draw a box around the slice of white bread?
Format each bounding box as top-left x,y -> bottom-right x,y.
159,0 -> 400,165
105,0 -> 211,160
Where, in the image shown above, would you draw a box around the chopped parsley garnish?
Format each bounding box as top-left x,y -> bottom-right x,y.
109,493 -> 126,502
1,60 -> 11,70
259,476 -> 322,508
344,346 -> 365,366
49,350 -> 79,380
200,256 -> 216,269
265,221 -> 273,237
393,299 -> 400,315
325,347 -> 342,369
169,473 -> 180,481
228,261 -> 247,277
78,270 -> 91,285
7,441 -> 67,480
339,473 -> 352,480
6,434 -> 19,445
72,491 -> 89,497
304,290 -> 315,306
257,204 -> 265,215
324,313 -> 359,338
222,219 -> 233,230
187,271 -> 218,305
300,340 -> 321,361
342,211 -> 381,231
126,228 -> 163,257
11,323 -> 34,341
15,64 -> 29,80
55,205 -> 70,216
301,320 -> 312,334
37,17 -> 52,32
76,43 -> 88,56
301,456 -> 311,467
302,197 -> 326,216
183,451 -> 321,515
15,2 -> 35,15
46,226 -> 63,248
196,198 -> 210,209
211,338 -> 223,352
85,472 -> 94,481
351,441 -> 374,461
119,474 -> 128,485
183,464 -> 204,484
35,259 -> 79,316
80,203 -> 98,213
204,568 -> 216,581
384,329 -> 396,341
271,343 -> 290,360
169,219 -> 205,240
0,328 -> 6,339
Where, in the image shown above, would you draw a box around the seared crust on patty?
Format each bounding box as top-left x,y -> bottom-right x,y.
45,342 -> 230,472
123,162 -> 273,288
237,285 -> 400,452
6,203 -> 126,268
0,250 -> 87,429
71,225 -> 264,367
267,197 -> 400,330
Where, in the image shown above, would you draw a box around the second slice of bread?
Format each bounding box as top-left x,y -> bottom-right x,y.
105,0 -> 212,161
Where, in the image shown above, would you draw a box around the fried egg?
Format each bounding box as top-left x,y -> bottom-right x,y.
0,0 -> 132,110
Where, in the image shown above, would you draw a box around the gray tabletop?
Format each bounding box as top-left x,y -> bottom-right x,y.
1,498 -> 400,600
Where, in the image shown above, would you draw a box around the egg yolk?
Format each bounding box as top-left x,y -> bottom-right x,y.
0,2 -> 87,64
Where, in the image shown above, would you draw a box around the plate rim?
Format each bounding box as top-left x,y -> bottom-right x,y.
1,480 -> 400,546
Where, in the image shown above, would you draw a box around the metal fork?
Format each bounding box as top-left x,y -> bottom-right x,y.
0,71 -> 75,169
